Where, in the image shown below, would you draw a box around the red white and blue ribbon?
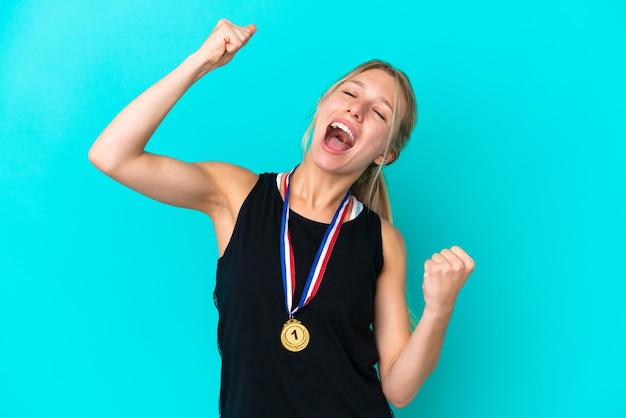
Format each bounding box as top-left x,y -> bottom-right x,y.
280,168 -> 351,316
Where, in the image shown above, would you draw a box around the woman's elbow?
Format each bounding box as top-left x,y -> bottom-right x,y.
88,145 -> 111,173
382,386 -> 417,409
88,141 -> 124,175
387,395 -> 413,409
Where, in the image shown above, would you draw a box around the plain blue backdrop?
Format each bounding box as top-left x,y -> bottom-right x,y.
1,0 -> 625,417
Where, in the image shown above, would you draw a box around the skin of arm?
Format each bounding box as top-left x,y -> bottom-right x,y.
374,220 -> 474,408
88,19 -> 258,254
89,17 -> 476,406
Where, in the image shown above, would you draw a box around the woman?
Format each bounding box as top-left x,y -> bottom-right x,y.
89,19 -> 474,417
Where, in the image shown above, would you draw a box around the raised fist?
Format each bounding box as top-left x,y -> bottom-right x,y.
422,246 -> 475,315
196,18 -> 256,70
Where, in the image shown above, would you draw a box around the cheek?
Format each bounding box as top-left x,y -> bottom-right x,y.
313,101 -> 334,129
367,126 -> 391,151
319,94 -> 344,110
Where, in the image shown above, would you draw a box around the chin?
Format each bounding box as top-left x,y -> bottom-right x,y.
308,152 -> 361,179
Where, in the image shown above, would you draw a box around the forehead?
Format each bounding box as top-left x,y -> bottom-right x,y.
347,68 -> 396,91
344,68 -> 407,115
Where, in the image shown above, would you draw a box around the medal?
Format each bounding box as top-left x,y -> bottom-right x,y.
280,317 -> 310,352
279,168 -> 350,352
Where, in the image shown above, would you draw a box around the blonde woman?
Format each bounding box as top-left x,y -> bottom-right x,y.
89,18 -> 474,417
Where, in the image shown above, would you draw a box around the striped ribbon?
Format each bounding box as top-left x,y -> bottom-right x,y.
279,168 -> 351,316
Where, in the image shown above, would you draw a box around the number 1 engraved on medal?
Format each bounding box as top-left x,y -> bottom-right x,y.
280,318 -> 310,352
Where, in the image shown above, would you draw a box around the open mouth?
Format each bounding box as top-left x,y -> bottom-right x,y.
324,121 -> 355,151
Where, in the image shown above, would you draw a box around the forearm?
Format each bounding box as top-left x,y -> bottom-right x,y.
382,307 -> 452,408
88,52 -> 213,173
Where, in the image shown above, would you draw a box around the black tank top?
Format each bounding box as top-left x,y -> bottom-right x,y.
214,173 -> 393,417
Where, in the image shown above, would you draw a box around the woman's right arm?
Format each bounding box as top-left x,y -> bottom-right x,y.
88,20 -> 257,249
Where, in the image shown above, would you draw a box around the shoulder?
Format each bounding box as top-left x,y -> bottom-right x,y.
380,218 -> 406,258
193,162 -> 264,255
189,162 -> 260,230
194,162 -> 258,206
376,219 -> 407,306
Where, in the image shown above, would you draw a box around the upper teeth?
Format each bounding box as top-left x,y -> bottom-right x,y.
331,122 -> 355,143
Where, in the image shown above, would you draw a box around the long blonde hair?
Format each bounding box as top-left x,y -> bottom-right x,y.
302,60 -> 417,222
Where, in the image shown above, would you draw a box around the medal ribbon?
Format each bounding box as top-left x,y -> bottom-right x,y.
280,168 -> 351,316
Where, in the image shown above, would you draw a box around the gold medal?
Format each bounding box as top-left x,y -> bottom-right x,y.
280,318 -> 310,352
278,169 -> 349,353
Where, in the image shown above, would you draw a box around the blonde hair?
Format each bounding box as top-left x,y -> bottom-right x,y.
301,60 -> 417,222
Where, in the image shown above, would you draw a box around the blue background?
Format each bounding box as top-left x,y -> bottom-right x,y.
1,0 -> 625,417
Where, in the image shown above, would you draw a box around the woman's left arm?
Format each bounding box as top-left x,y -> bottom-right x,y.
374,220 -> 475,408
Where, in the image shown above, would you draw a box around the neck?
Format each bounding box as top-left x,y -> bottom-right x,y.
285,160 -> 357,222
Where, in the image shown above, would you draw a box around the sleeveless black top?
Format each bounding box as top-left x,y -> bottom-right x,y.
214,173 -> 393,417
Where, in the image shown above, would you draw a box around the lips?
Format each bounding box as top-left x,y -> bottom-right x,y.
324,119 -> 356,152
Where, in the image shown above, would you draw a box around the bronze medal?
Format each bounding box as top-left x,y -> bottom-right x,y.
280,318 -> 310,352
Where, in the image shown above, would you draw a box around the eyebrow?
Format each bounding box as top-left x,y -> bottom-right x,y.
346,80 -> 394,112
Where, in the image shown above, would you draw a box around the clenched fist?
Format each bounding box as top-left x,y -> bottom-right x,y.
423,246 -> 474,316
195,18 -> 256,71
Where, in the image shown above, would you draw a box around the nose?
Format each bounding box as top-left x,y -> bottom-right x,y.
346,102 -> 362,121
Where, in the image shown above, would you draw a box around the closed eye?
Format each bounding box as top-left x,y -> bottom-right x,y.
374,109 -> 386,121
343,91 -> 356,97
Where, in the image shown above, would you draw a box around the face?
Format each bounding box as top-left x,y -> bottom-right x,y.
307,68 -> 406,176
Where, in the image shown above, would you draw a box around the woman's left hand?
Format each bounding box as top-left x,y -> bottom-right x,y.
422,246 -> 475,316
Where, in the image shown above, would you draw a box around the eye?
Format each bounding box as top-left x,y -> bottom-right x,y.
374,109 -> 386,121
343,90 -> 356,97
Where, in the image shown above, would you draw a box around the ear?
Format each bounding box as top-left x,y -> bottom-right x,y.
374,151 -> 397,166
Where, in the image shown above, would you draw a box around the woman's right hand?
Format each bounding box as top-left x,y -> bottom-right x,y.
89,18 -> 260,254
195,19 -> 256,72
